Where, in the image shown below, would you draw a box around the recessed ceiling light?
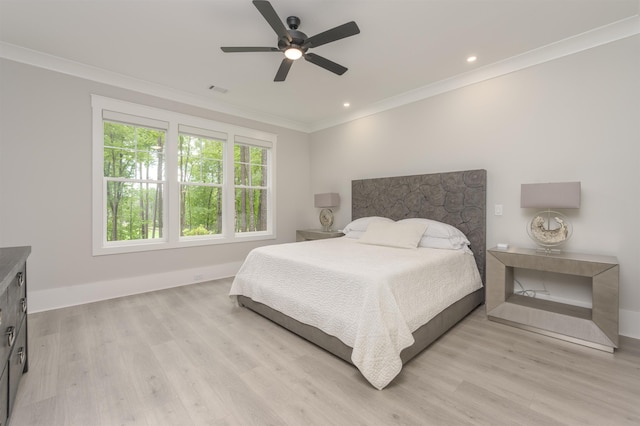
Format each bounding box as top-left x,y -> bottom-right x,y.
467,56 -> 477,63
343,102 -> 350,108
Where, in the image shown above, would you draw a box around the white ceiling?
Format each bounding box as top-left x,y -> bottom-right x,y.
1,1 -> 639,132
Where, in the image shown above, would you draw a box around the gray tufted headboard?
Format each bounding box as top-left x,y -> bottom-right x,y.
352,169 -> 486,283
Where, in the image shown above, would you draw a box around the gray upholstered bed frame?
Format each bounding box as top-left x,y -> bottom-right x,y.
352,169 -> 486,282
237,169 -> 487,377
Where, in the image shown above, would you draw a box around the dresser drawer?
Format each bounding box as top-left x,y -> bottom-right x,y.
0,363 -> 7,426
6,265 -> 27,331
0,291 -> 9,364
7,319 -> 27,418
7,264 -> 25,313
1,264 -> 25,366
0,246 -> 30,426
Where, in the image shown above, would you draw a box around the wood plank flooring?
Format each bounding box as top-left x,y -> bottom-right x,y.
11,278 -> 640,425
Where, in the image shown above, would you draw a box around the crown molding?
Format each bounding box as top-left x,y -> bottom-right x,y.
2,15 -> 638,134
0,41 -> 312,133
310,15 -> 640,132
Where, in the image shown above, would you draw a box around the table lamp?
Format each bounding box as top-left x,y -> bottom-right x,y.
521,182 -> 581,251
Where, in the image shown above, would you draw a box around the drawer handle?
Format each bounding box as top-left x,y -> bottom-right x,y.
17,271 -> 25,287
17,347 -> 25,365
6,326 -> 15,347
20,298 -> 27,314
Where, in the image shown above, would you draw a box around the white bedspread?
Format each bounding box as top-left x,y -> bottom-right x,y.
229,237 -> 482,389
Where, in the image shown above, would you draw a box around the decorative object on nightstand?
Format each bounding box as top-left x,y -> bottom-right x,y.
314,192 -> 340,232
520,182 -> 580,251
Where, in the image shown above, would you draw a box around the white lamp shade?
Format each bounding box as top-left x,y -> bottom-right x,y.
314,193 -> 340,208
521,182 -> 581,209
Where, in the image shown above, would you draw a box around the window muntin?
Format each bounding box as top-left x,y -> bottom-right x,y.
92,95 -> 276,255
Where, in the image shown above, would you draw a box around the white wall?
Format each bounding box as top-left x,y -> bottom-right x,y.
0,59 -> 311,311
308,35 -> 640,338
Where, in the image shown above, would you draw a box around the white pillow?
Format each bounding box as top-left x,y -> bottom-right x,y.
397,218 -> 470,249
343,230 -> 365,239
358,221 -> 428,249
420,236 -> 465,250
342,216 -> 394,238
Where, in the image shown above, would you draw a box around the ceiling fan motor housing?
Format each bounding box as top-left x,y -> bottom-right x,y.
278,28 -> 307,52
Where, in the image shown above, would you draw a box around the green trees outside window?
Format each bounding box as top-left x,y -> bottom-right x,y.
93,95 -> 275,254
104,122 -> 165,242
102,122 -> 271,243
234,144 -> 268,233
179,133 -> 224,236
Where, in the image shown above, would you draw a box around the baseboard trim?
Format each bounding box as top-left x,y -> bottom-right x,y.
27,261 -> 243,313
619,309 -> 640,340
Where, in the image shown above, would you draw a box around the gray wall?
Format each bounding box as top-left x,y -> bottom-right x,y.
1,35 -> 638,338
0,58 -> 311,310
308,35 -> 640,338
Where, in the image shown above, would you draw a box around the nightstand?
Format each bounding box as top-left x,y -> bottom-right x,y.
486,246 -> 619,352
296,229 -> 344,242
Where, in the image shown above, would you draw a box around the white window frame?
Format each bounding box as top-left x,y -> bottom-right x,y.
92,95 -> 276,255
233,135 -> 273,239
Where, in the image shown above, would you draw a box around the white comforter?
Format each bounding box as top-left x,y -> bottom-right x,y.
229,237 -> 482,389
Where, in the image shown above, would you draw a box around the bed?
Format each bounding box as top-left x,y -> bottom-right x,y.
229,169 -> 486,389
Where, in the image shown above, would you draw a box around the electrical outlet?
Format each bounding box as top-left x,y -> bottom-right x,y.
494,204 -> 503,216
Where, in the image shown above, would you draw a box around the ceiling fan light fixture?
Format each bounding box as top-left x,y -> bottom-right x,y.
220,1 -> 360,81
284,46 -> 303,60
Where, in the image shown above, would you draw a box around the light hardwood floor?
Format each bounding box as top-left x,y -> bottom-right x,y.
11,278 -> 640,425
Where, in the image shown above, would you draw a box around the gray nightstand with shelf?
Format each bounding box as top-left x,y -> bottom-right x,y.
486,246 -> 619,352
296,229 -> 344,242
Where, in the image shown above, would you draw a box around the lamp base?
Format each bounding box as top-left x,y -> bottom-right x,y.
319,208 -> 334,232
527,210 -> 572,250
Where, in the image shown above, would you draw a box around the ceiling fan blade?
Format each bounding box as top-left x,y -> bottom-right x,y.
303,21 -> 360,49
253,0 -> 292,43
304,53 -> 348,75
274,58 -> 293,81
221,46 -> 280,53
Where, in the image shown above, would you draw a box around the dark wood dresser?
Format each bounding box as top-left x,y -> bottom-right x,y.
0,247 -> 30,426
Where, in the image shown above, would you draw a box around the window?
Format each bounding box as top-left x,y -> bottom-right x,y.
178,126 -> 225,237
92,96 -> 276,255
234,137 -> 270,233
103,118 -> 167,243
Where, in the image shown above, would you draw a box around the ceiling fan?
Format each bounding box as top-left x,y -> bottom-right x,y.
221,0 -> 360,82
